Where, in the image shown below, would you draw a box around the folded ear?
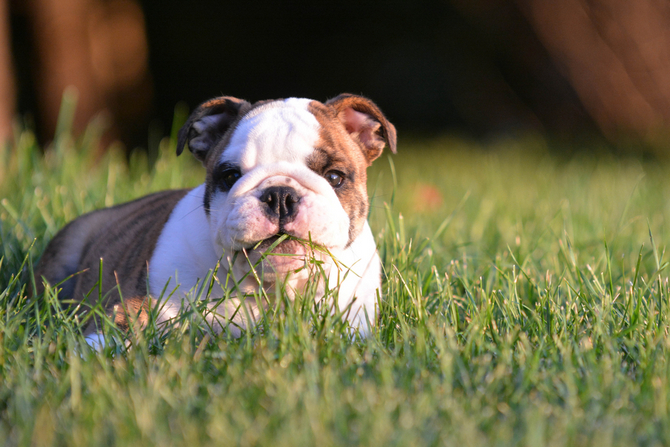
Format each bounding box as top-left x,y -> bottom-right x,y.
176,96 -> 251,163
326,94 -> 397,164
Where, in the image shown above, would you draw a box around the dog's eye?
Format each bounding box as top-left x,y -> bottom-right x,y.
325,170 -> 345,188
216,168 -> 242,190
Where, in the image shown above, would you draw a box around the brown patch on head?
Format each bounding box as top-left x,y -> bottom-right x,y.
325,94 -> 397,164
307,101 -> 373,245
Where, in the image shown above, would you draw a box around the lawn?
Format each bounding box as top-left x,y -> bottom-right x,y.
2,108 -> 670,445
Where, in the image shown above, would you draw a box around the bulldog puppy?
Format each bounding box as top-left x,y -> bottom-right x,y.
34,94 -> 396,342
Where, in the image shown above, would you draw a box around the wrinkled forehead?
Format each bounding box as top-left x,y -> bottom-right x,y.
220,98 -> 321,170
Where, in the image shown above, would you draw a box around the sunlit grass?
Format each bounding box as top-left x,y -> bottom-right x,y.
2,104 -> 670,445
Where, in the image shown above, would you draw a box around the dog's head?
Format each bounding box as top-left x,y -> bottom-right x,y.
176,94 -> 396,280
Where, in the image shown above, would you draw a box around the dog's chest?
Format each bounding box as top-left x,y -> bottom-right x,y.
149,185 -> 225,299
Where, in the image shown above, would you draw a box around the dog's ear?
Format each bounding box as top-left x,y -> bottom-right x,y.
176,96 -> 251,163
326,94 -> 397,164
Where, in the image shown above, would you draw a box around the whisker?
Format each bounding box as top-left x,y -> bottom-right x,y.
179,203 -> 206,220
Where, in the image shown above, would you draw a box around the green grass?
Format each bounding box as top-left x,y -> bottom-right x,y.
3,107 -> 670,445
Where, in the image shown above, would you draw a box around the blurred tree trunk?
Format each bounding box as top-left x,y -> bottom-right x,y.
29,0 -> 105,140
517,0 -> 670,140
0,0 -> 15,142
25,0 -> 151,148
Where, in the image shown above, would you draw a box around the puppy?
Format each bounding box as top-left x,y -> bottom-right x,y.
34,94 -> 396,341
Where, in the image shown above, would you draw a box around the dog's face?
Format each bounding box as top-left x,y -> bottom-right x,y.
177,94 -> 396,281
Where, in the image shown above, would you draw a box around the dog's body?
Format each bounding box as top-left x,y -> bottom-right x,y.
35,94 -> 396,338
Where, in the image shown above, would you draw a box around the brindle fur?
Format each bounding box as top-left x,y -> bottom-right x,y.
34,190 -> 188,321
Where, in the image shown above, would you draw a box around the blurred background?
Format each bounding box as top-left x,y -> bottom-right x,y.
4,0 -> 670,153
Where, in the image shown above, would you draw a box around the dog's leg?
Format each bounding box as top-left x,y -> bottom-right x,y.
84,296 -> 153,349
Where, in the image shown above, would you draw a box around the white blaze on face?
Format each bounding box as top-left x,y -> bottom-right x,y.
226,98 -> 320,168
207,98 -> 351,274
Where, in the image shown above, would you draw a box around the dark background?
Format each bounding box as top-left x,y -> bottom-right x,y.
5,0 -> 670,151
142,0 -> 590,136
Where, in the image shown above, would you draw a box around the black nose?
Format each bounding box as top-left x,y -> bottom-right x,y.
259,186 -> 300,223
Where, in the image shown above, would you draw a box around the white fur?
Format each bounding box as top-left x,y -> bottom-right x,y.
328,221 -> 381,335
223,98 -> 319,168
147,98 -> 381,336
149,184 -> 224,298
85,333 -> 106,350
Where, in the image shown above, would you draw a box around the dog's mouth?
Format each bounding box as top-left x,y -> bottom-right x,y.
252,234 -> 306,254
244,234 -> 326,275
245,234 -> 307,274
